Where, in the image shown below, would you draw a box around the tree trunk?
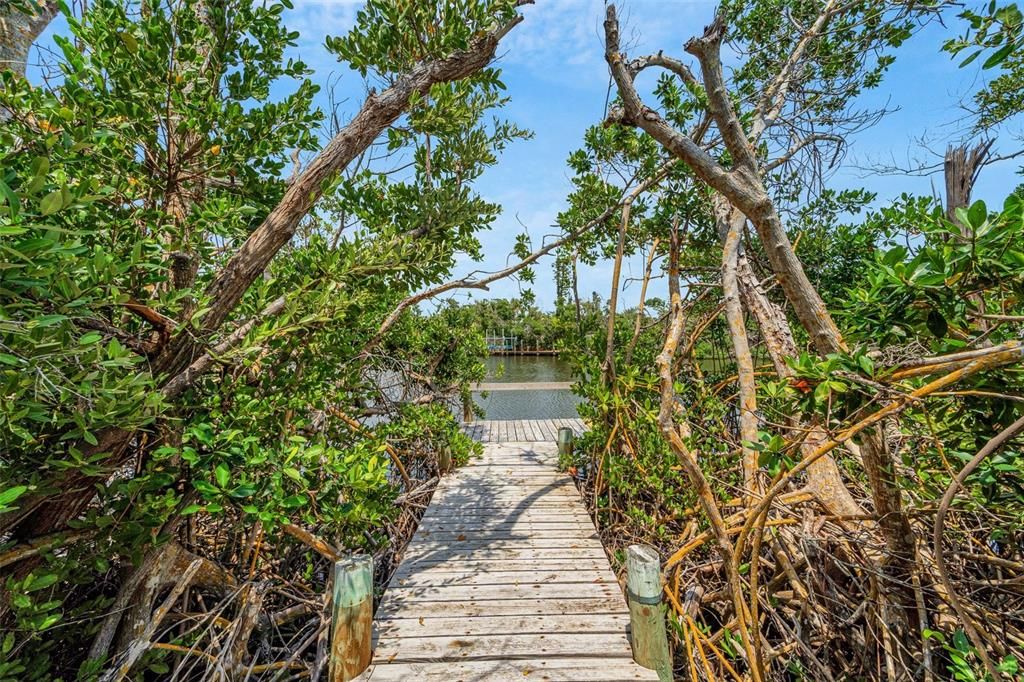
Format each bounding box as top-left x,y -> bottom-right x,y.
0,1 -> 57,77
624,237 -> 659,366
0,0 -> 57,122
602,200 -> 632,384
945,141 -> 994,326
734,248 -> 865,519
944,141 -> 993,230
716,196 -> 760,494
571,252 -> 583,334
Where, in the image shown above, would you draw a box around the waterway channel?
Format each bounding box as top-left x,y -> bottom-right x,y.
470,356 -> 582,420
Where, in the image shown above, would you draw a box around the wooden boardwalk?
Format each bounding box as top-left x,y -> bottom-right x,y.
461,418 -> 585,443
359,422 -> 656,681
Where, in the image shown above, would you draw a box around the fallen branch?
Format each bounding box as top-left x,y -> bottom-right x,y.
99,559 -> 202,682
281,523 -> 339,562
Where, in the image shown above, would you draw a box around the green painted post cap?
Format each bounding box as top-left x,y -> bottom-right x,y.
333,555 -> 373,608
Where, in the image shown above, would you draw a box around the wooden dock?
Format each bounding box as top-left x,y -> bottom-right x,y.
460,418 -> 585,443
473,381 -> 573,392
359,421 -> 656,681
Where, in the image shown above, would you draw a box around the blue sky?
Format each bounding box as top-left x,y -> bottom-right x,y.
34,0 -> 1024,310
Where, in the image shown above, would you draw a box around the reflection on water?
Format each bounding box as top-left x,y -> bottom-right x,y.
474,356 -> 580,419
472,389 -> 581,420
484,355 -> 571,382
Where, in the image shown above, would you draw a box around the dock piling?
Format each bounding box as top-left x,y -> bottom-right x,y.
625,544 -> 672,680
329,555 -> 373,681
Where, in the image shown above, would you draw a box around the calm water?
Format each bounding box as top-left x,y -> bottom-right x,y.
472,356 -> 581,420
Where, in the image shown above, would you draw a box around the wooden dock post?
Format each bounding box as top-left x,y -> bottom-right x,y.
556,426 -> 574,458
329,555 -> 373,681
438,445 -> 452,475
626,545 -> 672,681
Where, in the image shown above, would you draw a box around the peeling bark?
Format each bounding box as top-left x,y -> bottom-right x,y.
215,581 -> 270,679
945,141 -> 994,326
87,542 -> 235,671
731,226 -> 865,518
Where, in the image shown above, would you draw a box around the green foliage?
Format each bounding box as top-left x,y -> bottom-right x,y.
452,297 -> 564,350
0,0 -> 524,676
327,0 -> 520,77
945,2 -> 1024,126
721,0 -> 916,115
845,193 -> 1024,347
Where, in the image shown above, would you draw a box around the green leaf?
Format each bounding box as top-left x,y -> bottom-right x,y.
30,156 -> 50,178
31,613 -> 62,631
0,179 -> 21,218
282,494 -> 307,508
215,463 -> 230,489
983,40 -> 1015,68
967,199 -> 987,227
229,484 -> 257,498
193,480 -> 218,496
0,485 -> 28,507
959,48 -> 982,67
857,354 -> 874,376
39,190 -> 64,216
25,573 -> 59,592
814,381 -> 832,403
118,31 -> 139,53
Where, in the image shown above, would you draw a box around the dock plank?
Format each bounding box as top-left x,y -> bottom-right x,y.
362,658 -> 655,681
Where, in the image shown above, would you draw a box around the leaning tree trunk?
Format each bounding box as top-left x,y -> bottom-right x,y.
602,199 -> 632,384
733,233 -> 865,520
716,196 -> 761,495
0,0 -> 58,121
0,1 -> 57,78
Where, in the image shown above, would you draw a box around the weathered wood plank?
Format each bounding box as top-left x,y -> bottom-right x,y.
419,509 -> 591,519
382,582 -> 619,602
375,613 -> 630,637
374,596 -> 628,618
389,569 -> 615,588
474,381 -> 574,391
372,631 -> 634,661
361,657 -> 654,681
411,535 -> 602,548
392,559 -> 610,576
415,524 -> 595,537
399,540 -> 606,557
461,419 -> 586,443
